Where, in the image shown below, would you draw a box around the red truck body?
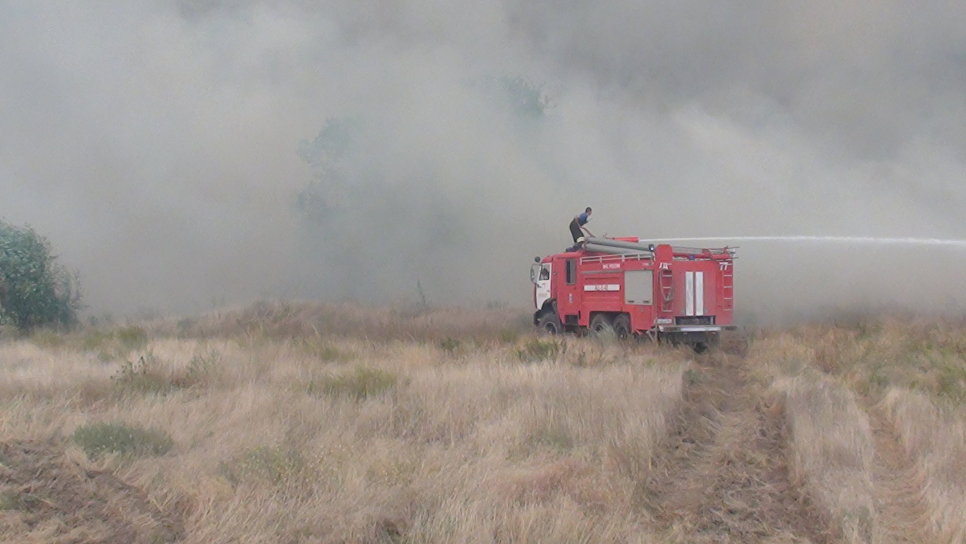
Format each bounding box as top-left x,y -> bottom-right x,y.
530,237 -> 736,346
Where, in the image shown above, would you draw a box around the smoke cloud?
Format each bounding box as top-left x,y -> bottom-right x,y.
1,1 -> 963,321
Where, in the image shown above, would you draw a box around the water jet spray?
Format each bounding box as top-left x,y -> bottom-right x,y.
632,236 -> 966,249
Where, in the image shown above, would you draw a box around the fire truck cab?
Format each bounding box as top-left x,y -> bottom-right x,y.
530,237 -> 736,348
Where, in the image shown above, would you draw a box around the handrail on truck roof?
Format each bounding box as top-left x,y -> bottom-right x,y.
579,252 -> 653,265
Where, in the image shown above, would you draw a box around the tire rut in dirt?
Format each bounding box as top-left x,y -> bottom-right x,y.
868,407 -> 935,544
640,354 -> 831,543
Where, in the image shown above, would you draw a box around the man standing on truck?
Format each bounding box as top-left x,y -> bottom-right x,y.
569,207 -> 593,244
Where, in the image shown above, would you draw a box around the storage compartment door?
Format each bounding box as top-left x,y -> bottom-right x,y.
624,270 -> 653,305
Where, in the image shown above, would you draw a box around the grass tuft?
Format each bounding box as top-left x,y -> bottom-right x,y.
298,337 -> 354,363
308,366 -> 398,400
515,338 -> 564,363
438,337 -> 462,355
936,362 -> 966,402
72,421 -> 174,459
175,349 -> 222,388
221,446 -> 307,486
111,353 -> 172,395
0,490 -> 42,511
530,421 -> 574,451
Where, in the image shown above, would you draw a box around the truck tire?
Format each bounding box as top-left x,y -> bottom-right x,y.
589,314 -> 614,336
691,332 -> 719,353
612,314 -> 631,339
537,313 -> 563,335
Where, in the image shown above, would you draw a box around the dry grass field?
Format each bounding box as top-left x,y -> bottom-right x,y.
0,302 -> 963,543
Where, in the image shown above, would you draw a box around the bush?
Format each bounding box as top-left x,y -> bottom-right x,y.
72,422 -> 174,458
115,326 -> 148,350
438,337 -> 462,354
0,220 -> 80,331
111,354 -> 172,395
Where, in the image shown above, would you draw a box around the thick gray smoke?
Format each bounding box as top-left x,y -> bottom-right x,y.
1,2 -> 963,320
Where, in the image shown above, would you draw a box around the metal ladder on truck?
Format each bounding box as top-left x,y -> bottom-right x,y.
659,267 -> 674,312
721,265 -> 734,311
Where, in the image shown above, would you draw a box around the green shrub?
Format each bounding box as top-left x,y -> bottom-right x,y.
515,338 -> 564,363
0,220 -> 81,331
309,367 -> 397,400
72,422 -> 173,458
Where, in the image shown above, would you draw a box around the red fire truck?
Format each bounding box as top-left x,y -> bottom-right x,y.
530,237 -> 736,348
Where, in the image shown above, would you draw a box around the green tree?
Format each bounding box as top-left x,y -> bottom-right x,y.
0,220 -> 80,331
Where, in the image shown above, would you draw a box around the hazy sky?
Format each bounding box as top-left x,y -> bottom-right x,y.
1,1 -> 964,320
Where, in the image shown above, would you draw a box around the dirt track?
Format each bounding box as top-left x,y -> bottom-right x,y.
643,353 -> 830,543
869,407 -> 935,543
641,349 -> 954,544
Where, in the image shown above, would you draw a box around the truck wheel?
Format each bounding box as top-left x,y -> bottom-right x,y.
589,314 -> 614,336
612,314 -> 631,339
537,313 -> 563,335
691,332 -> 719,353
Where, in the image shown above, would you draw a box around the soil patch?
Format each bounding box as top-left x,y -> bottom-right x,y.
0,440 -> 182,544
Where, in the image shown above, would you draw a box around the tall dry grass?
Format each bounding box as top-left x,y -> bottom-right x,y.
3,304 -> 964,543
0,314 -> 688,543
750,317 -> 966,544
151,300 -> 533,344
754,317 -> 966,401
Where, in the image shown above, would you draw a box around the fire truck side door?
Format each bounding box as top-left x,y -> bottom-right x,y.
534,264 -> 552,310
556,258 -> 580,320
